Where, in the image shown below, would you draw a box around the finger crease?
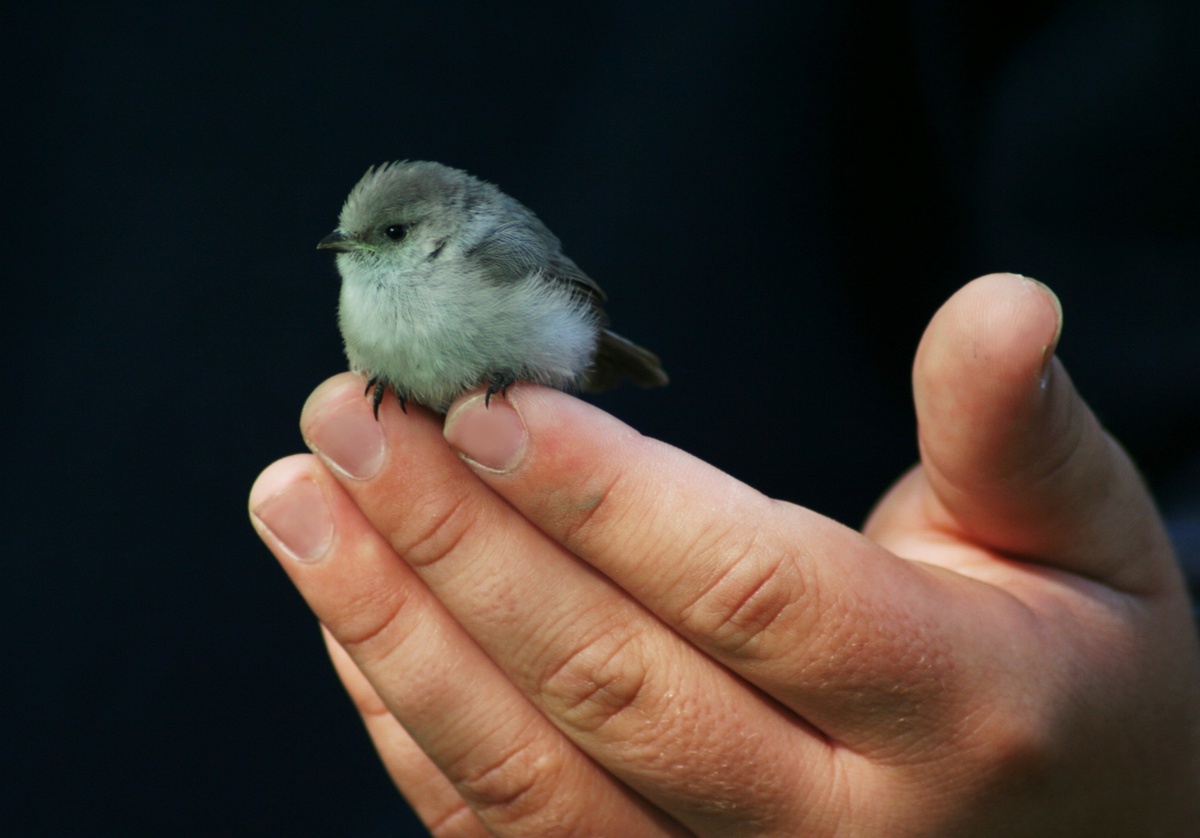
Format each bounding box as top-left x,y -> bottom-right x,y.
455,737 -> 549,813
557,472 -> 622,552
396,491 -> 477,569
336,587 -> 410,652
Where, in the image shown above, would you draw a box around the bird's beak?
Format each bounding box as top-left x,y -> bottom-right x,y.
317,230 -> 368,252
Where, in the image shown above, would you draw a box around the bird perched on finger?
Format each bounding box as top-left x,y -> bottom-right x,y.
318,160 -> 668,416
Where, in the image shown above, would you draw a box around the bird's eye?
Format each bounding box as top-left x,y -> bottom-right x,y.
385,224 -> 409,242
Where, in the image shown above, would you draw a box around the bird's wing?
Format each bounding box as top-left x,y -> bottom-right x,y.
468,219 -> 609,311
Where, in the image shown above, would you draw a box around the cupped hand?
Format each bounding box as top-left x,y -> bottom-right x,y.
250,274 -> 1200,836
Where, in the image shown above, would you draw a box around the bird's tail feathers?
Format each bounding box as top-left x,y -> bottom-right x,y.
583,329 -> 669,392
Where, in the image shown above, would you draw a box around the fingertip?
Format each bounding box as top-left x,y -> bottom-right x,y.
300,372 -> 370,432
914,274 -> 1068,470
249,454 -> 335,564
443,390 -> 529,473
915,274 -> 1063,422
248,454 -> 321,515
1020,276 -> 1064,370
301,374 -> 445,482
302,382 -> 389,481
444,384 -> 626,474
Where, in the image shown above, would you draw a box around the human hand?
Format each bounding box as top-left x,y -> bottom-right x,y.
250,274 -> 1200,836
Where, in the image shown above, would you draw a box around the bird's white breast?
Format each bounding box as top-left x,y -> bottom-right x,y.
336,254 -> 598,410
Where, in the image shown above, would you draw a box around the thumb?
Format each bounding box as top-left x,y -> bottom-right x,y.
912,273 -> 1173,593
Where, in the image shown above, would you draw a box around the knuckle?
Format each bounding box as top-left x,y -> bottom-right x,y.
537,618 -> 652,736
553,468 -> 623,551
678,516 -> 811,660
330,584 -> 410,651
388,488 -> 480,568
324,543 -> 414,652
454,738 -> 544,812
543,439 -> 661,558
451,735 -> 577,834
424,803 -> 483,838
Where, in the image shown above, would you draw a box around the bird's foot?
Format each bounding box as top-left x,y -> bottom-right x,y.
364,376 -> 407,419
484,373 -> 516,408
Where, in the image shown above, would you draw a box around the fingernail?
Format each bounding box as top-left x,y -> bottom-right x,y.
304,397 -> 386,480
444,393 -> 527,473
1020,276 -> 1064,380
252,479 -> 333,563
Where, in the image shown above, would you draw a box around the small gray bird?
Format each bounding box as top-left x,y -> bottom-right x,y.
318,160 -> 668,416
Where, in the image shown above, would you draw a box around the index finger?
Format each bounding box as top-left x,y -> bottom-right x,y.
442,387 -> 1003,743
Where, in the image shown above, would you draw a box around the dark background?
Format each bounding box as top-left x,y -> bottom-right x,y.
5,1 -> 1198,834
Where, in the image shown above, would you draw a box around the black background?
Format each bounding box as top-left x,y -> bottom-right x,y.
5,1 -> 1198,833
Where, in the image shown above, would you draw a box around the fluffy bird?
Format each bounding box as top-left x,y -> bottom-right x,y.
318,160 -> 668,416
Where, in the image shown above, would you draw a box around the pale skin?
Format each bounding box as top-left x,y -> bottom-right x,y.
250,274 -> 1200,836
